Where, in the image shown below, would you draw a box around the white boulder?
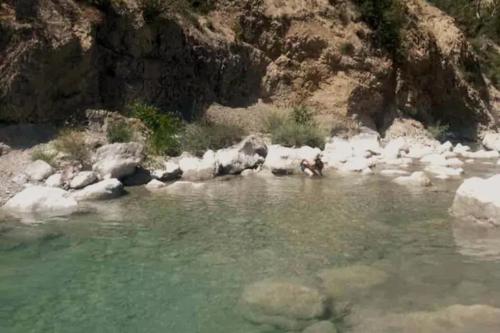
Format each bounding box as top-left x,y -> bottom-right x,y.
461,150 -> 499,159
45,173 -> 64,187
454,143 -> 471,154
24,160 -> 54,181
451,175 -> 500,226
216,135 -> 267,175
179,150 -> 217,181
264,145 -> 321,175
71,179 -> 124,201
381,138 -> 407,160
92,142 -> 144,179
482,132 -> 500,152
69,171 -> 98,189
394,171 -> 432,187
3,186 -> 78,215
323,138 -> 354,165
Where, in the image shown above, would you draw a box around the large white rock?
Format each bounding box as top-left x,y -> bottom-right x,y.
381,138 -> 408,160
3,186 -> 78,215
92,143 -> 143,179
337,157 -> 375,173
69,171 -> 98,189
216,135 -> 268,175
420,154 -> 463,167
483,132 -> 500,152
394,171 -> 432,187
71,179 -> 124,201
240,279 -> 328,330
45,173 -> 64,188
264,145 -> 321,175
323,138 -> 354,165
461,150 -> 499,159
179,150 -> 217,181
451,175 -> 500,226
24,160 -> 54,181
349,127 -> 382,157
454,143 -> 471,154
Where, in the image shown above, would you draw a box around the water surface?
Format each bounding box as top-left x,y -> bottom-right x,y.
1,164 -> 500,332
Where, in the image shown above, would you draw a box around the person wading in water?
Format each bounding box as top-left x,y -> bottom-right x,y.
300,154 -> 324,177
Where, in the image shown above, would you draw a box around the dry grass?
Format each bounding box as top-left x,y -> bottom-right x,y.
53,129 -> 90,165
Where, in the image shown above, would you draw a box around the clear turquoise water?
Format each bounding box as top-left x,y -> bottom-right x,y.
1,164 -> 500,333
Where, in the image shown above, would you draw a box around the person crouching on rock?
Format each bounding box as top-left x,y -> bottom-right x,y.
300,155 -> 324,177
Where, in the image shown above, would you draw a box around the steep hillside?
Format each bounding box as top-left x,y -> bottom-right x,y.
0,0 -> 498,138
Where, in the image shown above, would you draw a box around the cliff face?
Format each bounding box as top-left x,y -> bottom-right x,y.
0,0 -> 498,137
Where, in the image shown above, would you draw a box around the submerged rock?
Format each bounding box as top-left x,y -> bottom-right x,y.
3,186 -> 78,216
393,171 -> 432,187
461,150 -> 499,159
380,169 -> 410,177
92,142 -> 144,179
355,304 -> 500,333
424,165 -> 464,178
72,179 -> 124,201
24,160 -> 54,181
451,175 -> 500,226
303,321 -> 337,333
240,279 -> 328,330
317,264 -> 388,300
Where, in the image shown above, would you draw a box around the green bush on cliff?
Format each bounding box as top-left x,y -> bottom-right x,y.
353,0 -> 406,59
267,106 -> 325,149
130,102 -> 183,156
181,121 -> 245,157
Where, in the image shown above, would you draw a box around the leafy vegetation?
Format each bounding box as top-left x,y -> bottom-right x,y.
31,148 -> 58,167
353,0 -> 406,59
54,129 -> 90,165
106,120 -> 133,143
266,106 -> 325,149
181,121 -> 245,157
129,102 -> 183,156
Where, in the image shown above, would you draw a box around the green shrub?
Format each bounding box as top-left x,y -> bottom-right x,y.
271,121 -> 325,149
181,121 -> 245,157
292,106 -> 314,125
130,102 -> 183,156
107,120 -> 133,143
54,129 -> 90,165
427,120 -> 450,141
31,148 -> 57,167
339,42 -> 355,55
353,0 -> 406,59
265,106 -> 325,149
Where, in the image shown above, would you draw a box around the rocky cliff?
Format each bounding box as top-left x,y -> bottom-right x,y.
0,0 -> 498,138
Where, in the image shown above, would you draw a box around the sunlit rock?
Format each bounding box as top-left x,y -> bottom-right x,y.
451,175 -> 500,226
3,186 -> 77,216
92,142 -> 144,179
45,173 -> 63,187
145,179 -> 166,191
24,160 -> 54,181
394,171 -> 432,187
72,179 -> 124,201
482,132 -> 500,152
380,169 -> 410,177
264,145 -> 321,175
69,171 -> 98,189
216,135 -> 267,175
179,150 -> 217,181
